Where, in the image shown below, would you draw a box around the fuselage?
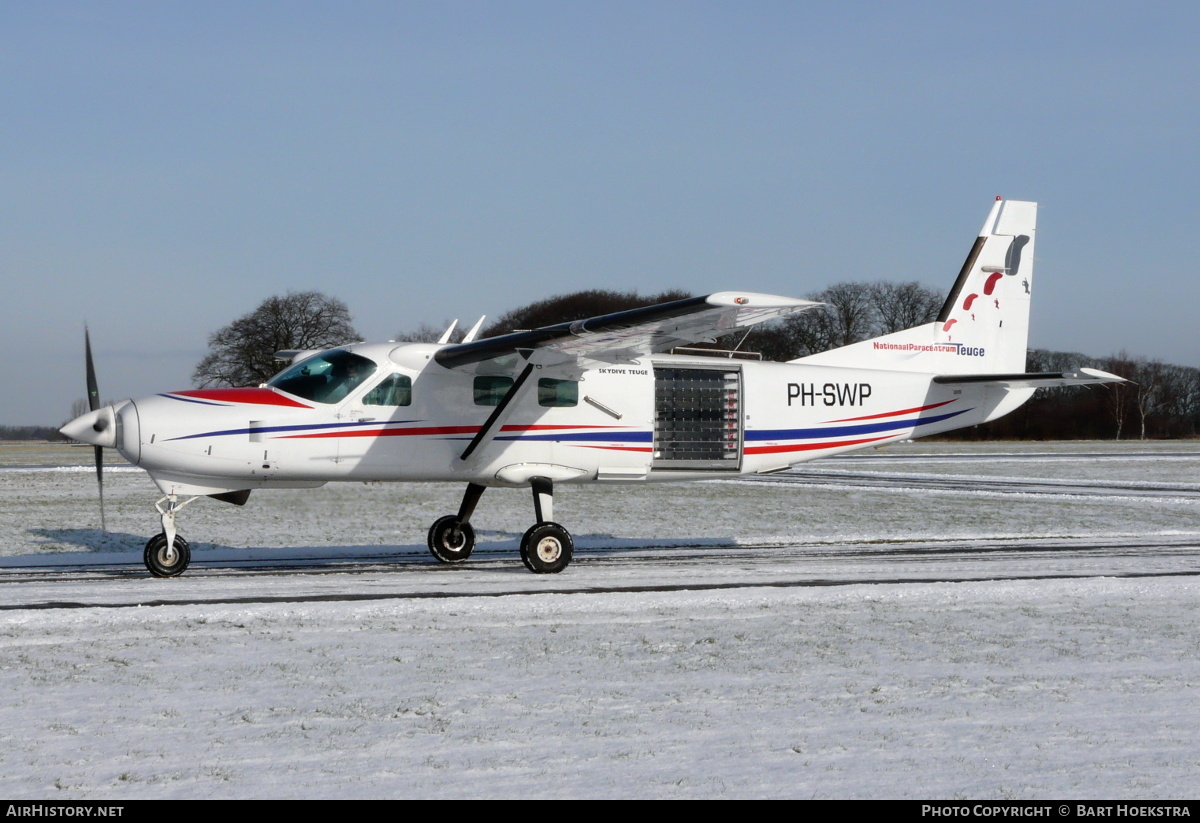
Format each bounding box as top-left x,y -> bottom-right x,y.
97,341 -> 1032,497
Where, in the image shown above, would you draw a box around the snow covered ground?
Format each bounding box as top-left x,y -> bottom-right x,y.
1,440 -> 1199,798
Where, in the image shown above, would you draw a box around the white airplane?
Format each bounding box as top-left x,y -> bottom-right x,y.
63,198 -> 1121,577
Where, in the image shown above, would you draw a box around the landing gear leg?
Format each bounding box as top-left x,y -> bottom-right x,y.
520,477 -> 573,574
145,494 -> 198,577
428,483 -> 485,563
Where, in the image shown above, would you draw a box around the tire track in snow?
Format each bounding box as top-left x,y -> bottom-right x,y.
3,534 -> 1200,611
736,470 -> 1200,498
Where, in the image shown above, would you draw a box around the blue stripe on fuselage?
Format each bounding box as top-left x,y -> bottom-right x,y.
744,408 -> 971,442
494,431 -> 653,443
166,420 -> 422,441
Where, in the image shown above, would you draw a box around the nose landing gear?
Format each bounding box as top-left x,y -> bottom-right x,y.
144,494 -> 199,577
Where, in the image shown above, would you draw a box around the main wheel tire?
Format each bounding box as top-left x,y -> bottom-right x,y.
427,515 -> 475,563
144,533 -> 191,578
519,522 -> 573,574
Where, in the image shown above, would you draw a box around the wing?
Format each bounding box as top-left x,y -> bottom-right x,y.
932,368 -> 1126,388
434,291 -> 821,373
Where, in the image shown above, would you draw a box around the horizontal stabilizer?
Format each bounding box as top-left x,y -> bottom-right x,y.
932,367 -> 1125,389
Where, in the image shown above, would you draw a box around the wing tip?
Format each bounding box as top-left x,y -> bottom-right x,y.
705,291 -> 821,309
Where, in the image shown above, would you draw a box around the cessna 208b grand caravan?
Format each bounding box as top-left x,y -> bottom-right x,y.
62,198 -> 1121,577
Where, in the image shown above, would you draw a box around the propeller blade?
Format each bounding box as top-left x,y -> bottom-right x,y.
95,445 -> 106,533
85,326 -> 101,412
85,327 -> 106,533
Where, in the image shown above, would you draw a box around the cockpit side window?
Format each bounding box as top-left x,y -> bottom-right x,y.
267,349 -> 377,404
362,373 -> 412,407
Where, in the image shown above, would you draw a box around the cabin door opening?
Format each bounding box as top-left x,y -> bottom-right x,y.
652,367 -> 741,471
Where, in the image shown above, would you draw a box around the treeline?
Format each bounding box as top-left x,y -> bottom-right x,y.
1,425 -> 66,441
948,350 -> 1200,441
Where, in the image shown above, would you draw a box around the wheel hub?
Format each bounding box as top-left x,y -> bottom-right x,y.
535,536 -> 562,563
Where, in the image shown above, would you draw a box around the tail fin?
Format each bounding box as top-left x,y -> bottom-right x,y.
793,198 -> 1037,375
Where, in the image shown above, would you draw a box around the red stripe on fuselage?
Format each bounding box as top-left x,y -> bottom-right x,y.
744,435 -> 891,455
171,388 -> 312,409
824,399 -> 956,424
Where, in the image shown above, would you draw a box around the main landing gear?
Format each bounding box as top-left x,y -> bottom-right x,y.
427,483 -> 484,564
426,477 -> 574,574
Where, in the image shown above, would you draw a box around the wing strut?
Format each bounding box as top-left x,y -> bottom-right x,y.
459,364 -> 535,461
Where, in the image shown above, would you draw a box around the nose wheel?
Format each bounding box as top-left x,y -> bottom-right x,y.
144,533 -> 191,577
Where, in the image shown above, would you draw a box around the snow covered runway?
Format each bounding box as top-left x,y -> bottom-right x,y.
1,441 -> 1198,798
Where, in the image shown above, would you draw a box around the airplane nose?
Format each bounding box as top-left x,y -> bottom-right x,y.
61,406 -> 118,448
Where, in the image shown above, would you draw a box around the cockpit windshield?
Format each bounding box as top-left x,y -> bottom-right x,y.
267,349 -> 377,404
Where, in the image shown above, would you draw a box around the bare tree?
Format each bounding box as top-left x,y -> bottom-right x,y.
1147,364 -> 1196,438
394,320 -> 464,344
1101,351 -> 1139,440
774,281 -> 878,358
869,281 -> 942,334
193,291 -> 359,388
776,310 -> 832,359
816,282 -> 876,347
1167,365 -> 1200,437
1133,359 -> 1165,440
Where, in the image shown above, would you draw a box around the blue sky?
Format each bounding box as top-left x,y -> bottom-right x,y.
3,1 -> 1198,424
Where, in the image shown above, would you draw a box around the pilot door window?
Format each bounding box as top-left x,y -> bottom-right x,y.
362,374 -> 412,406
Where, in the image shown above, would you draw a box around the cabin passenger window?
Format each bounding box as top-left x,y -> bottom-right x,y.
537,378 -> 578,407
474,375 -> 513,406
363,374 -> 412,407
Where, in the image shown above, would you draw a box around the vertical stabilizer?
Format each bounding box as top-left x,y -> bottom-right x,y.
794,198 -> 1037,375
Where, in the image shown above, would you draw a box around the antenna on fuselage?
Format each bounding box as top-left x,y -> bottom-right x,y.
462,316 -> 487,343
437,319 -> 459,344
